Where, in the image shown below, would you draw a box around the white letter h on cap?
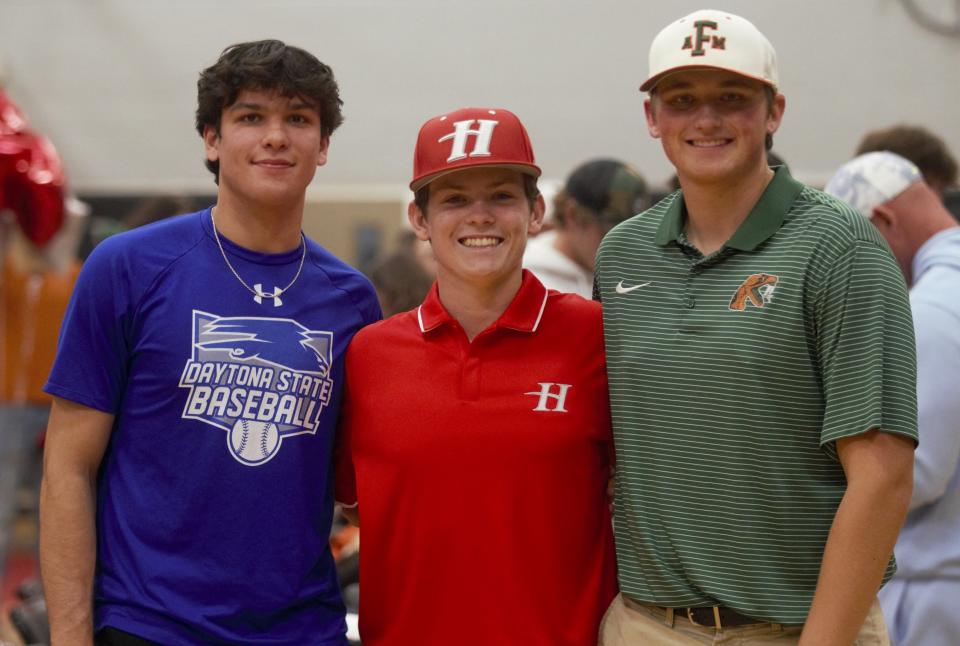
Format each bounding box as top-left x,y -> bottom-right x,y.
438,119 -> 498,162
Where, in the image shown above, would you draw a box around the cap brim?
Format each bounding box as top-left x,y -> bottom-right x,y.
410,162 -> 542,192
640,64 -> 777,92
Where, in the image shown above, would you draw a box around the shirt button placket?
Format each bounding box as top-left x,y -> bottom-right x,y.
683,263 -> 701,311
461,351 -> 481,401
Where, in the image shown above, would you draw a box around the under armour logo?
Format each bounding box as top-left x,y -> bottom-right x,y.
682,20 -> 726,56
253,284 -> 283,307
438,119 -> 498,163
524,382 -> 572,413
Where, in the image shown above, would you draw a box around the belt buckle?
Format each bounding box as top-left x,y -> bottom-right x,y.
686,607 -> 723,631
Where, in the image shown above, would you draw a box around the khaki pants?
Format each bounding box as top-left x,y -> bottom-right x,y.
599,593 -> 890,645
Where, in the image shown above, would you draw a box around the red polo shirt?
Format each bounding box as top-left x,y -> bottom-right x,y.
336,270 -> 616,645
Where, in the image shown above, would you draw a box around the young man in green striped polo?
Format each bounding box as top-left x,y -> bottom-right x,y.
594,9 -> 918,645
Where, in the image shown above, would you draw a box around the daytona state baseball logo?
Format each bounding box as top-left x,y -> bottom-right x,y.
178,310 -> 334,466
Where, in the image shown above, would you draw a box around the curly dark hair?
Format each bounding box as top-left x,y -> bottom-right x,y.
195,39 -> 344,182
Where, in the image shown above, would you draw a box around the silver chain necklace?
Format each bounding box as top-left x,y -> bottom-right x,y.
210,208 -> 307,301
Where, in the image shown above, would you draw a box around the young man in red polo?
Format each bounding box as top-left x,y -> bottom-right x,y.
335,107 -> 616,645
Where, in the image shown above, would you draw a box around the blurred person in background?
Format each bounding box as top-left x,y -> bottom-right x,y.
826,152 -> 960,646
523,158 -> 648,298
856,124 -> 958,199
0,203 -> 82,598
0,71 -> 70,604
81,195 -> 195,257
363,229 -> 436,317
394,227 -> 438,278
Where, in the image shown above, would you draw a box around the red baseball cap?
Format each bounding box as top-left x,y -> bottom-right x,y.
410,107 -> 541,191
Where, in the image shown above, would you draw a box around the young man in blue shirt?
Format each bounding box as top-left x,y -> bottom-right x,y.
40,40 -> 379,645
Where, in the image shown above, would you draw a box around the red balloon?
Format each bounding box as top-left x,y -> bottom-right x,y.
0,91 -> 66,246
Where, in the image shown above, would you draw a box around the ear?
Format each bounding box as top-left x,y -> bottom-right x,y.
317,135 -> 330,168
528,193 -> 546,236
869,203 -> 907,274
766,93 -> 786,137
644,98 -> 661,139
871,203 -> 896,231
203,125 -> 220,163
407,201 -> 431,242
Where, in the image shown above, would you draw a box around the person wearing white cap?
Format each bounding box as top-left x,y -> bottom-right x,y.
826,152 -> 960,646
594,9 -> 918,645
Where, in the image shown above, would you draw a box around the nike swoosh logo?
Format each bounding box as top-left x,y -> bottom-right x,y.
615,281 -> 652,294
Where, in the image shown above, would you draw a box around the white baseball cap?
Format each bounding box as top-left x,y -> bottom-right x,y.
823,152 -> 922,219
640,9 -> 778,92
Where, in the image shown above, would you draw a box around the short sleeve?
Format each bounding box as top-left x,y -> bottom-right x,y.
816,240 -> 918,449
44,240 -> 135,413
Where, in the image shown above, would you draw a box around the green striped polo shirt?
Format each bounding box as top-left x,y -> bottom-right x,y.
595,167 -> 918,625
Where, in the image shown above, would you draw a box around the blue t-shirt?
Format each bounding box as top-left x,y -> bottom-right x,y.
46,209 -> 381,645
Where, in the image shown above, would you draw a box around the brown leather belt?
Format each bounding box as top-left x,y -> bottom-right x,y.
625,596 -> 769,630
672,605 -> 760,628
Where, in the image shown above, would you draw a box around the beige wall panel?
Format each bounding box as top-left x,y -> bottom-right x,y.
302,199 -> 406,269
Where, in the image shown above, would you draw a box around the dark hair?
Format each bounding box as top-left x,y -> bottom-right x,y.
856,124 -> 958,192
762,86 -> 775,152
556,159 -> 649,229
195,39 -> 344,182
412,173 -> 540,215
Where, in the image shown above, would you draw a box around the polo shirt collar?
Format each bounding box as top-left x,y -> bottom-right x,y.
655,166 -> 805,251
417,269 -> 549,335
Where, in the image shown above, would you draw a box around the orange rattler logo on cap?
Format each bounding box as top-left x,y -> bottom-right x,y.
729,273 -> 779,311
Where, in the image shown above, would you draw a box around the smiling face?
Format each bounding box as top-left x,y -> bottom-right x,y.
204,88 -> 329,212
644,69 -> 784,188
408,167 -> 544,294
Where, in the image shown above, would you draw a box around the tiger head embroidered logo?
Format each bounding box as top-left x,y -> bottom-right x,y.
729,273 -> 779,311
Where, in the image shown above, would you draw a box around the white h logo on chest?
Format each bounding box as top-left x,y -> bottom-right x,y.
437,119 -> 498,162
525,382 -> 572,413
